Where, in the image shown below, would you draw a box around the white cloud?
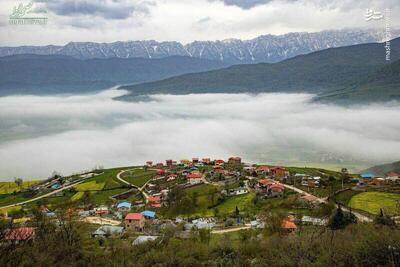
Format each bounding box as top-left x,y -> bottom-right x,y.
0,0 -> 399,45
0,89 -> 400,180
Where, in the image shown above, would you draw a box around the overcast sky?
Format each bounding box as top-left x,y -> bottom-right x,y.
0,0 -> 399,46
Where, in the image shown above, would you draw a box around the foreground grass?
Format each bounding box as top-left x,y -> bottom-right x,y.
349,191 -> 400,215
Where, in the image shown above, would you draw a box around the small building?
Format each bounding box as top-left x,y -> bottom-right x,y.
192,158 -> 199,164
142,210 -> 156,219
148,196 -> 162,208
117,201 -> 132,211
281,220 -> 297,233
386,171 -> 400,182
268,183 -> 285,197
256,166 -> 270,175
214,159 -> 225,166
360,172 -> 375,180
202,158 -> 211,164
187,171 -> 203,185
132,235 -> 158,245
146,161 -> 153,167
95,206 -> 109,216
125,213 -> 145,231
300,195 -> 320,206
5,227 -> 35,243
166,159 -> 173,167
301,216 -> 327,226
92,225 -> 124,238
156,169 -> 165,176
271,167 -> 289,178
228,156 -> 242,164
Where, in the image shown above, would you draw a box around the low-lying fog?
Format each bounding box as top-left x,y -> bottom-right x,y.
1,89 -> 400,180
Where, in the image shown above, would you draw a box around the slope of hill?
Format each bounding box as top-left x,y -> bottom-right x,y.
118,38 -> 400,100
0,29 -> 397,64
315,59 -> 400,103
0,55 -> 227,95
363,161 -> 400,176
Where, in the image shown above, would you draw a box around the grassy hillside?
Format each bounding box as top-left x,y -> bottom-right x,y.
0,55 -> 227,96
118,37 -> 400,101
315,59 -> 400,103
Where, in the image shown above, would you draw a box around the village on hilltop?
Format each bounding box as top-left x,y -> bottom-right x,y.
1,156 -> 399,246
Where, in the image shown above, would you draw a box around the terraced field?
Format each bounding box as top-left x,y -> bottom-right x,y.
0,181 -> 39,194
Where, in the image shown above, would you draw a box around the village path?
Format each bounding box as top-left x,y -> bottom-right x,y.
0,178 -> 89,210
211,224 -> 251,234
116,169 -> 151,203
282,184 -> 372,222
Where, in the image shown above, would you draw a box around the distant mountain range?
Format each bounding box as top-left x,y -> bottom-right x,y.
0,29 -> 398,64
363,161 -> 400,176
0,55 -> 227,95
118,37 -> 400,104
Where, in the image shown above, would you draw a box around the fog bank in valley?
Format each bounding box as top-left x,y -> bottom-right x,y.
0,89 -> 400,180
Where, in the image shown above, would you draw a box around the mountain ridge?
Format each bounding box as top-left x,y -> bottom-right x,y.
118,37 -> 400,102
1,29 -> 398,64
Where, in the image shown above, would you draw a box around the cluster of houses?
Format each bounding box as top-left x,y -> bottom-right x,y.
353,171 -> 400,188
7,156 -> 400,245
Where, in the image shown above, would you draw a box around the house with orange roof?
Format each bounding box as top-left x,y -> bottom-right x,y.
270,166 -> 289,179
202,158 -> 211,164
281,220 -> 297,233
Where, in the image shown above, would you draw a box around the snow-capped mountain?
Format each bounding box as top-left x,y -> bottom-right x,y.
0,29 -> 397,64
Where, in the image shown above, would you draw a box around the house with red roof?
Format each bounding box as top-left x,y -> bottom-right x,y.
214,159 -> 225,166
228,156 -> 241,164
386,171 -> 400,182
256,166 -> 270,175
125,213 -> 145,231
5,227 -> 35,243
258,179 -> 275,188
156,169 -> 165,176
187,171 -> 203,185
148,196 -> 162,208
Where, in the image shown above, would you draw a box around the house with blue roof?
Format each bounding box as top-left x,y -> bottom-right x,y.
360,172 -> 375,179
141,210 -> 156,219
117,201 -> 132,211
